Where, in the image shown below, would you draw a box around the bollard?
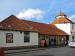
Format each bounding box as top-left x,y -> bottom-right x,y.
0,48 -> 4,56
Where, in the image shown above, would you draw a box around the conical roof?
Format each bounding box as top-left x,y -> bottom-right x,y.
51,12 -> 74,24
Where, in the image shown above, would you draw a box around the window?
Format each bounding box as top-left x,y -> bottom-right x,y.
72,24 -> 73,29
24,32 -> 30,42
72,36 -> 74,40
6,33 -> 13,43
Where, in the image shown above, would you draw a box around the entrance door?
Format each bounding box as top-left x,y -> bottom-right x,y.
65,36 -> 69,45
49,37 -> 56,46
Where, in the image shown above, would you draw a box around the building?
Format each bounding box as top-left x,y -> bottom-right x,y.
0,12 -> 73,49
51,12 -> 74,43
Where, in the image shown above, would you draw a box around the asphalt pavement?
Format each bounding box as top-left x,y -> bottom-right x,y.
5,46 -> 75,56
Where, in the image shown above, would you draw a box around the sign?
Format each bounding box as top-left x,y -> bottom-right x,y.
6,33 -> 13,43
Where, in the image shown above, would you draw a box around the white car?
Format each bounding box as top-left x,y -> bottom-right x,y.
68,41 -> 75,47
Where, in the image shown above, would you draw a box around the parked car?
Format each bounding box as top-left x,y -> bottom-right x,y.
68,40 -> 75,47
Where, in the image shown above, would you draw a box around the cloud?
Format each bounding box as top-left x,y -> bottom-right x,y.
69,14 -> 75,22
16,8 -> 44,20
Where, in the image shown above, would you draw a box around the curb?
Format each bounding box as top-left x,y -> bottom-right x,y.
4,48 -> 46,54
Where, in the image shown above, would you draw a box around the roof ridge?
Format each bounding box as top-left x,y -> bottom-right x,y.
0,15 -> 19,23
65,17 -> 74,23
22,19 -> 49,25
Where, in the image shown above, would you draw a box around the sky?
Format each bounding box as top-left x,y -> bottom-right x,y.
0,0 -> 75,23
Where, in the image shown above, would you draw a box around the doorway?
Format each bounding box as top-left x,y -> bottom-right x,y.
49,37 -> 56,47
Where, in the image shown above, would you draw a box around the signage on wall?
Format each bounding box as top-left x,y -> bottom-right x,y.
6,33 -> 13,43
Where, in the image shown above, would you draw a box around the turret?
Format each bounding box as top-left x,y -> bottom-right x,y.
51,12 -> 74,35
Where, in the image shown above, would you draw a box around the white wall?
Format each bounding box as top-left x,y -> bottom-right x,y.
55,23 -> 72,35
0,30 -> 38,47
69,26 -> 75,41
30,32 -> 38,45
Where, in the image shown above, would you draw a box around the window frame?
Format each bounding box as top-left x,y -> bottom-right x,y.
24,32 -> 30,42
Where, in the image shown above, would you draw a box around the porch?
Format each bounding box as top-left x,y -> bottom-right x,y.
39,35 -> 69,47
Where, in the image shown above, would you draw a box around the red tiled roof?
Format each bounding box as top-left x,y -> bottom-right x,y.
51,12 -> 74,24
0,15 -> 38,32
0,15 -> 68,35
22,20 -> 68,35
52,17 -> 74,24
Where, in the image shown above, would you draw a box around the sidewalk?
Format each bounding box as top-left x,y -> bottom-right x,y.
4,48 -> 46,54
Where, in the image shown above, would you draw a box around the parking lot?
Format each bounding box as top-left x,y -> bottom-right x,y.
5,47 -> 75,56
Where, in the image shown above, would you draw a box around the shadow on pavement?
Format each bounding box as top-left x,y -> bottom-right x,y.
34,54 -> 54,56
